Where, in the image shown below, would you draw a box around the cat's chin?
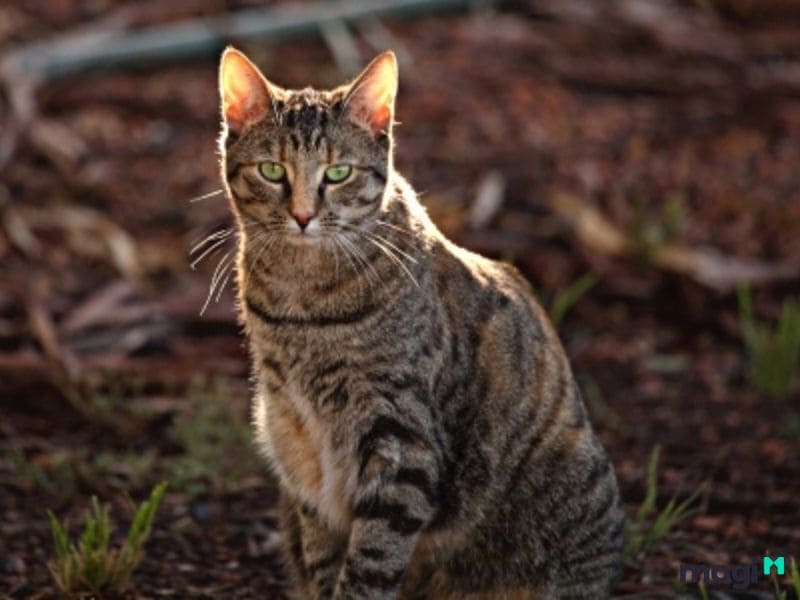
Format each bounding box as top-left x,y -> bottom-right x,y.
284,232 -> 325,248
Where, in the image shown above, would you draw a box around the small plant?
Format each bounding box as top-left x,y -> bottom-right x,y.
774,558 -> 800,600
548,272 -> 598,326
580,375 -> 629,434
92,449 -> 158,492
47,482 -> 167,597
166,379 -> 260,495
629,190 -> 686,268
624,446 -> 703,566
55,374 -> 155,437
738,286 -> 800,399
7,446 -> 75,495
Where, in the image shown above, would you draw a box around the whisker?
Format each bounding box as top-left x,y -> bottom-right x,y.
190,227 -> 232,256
367,236 -> 420,288
190,220 -> 278,264
188,188 -> 225,203
333,235 -> 357,274
375,220 -> 426,252
376,219 -> 414,236
189,219 -> 264,256
334,235 -> 367,298
215,262 -> 235,303
338,235 -> 372,294
340,234 -> 381,292
200,250 -> 233,315
211,252 -> 234,293
339,223 -> 420,288
190,235 -> 230,270
245,232 -> 276,286
366,230 -> 417,264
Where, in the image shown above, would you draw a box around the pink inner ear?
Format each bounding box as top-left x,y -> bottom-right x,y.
347,52 -> 397,136
350,81 -> 394,135
370,105 -> 391,133
221,52 -> 270,133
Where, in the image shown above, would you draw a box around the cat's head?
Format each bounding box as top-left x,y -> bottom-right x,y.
218,47 -> 397,246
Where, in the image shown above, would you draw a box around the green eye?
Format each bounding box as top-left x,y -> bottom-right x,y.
324,164 -> 352,183
259,161 -> 286,182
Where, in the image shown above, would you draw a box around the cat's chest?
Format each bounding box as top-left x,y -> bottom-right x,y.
254,383 -> 357,532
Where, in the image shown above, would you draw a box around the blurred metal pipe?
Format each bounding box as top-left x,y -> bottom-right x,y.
1,0 -> 484,83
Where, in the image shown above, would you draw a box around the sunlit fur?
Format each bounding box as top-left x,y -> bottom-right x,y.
219,48 -> 624,600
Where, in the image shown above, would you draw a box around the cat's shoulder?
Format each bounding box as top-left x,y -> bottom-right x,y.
431,236 -> 531,296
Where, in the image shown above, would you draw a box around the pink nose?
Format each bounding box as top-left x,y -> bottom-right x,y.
292,209 -> 315,230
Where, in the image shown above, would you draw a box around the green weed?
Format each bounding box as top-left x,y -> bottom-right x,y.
47,482 -> 167,597
630,191 -> 686,267
548,272 -> 598,326
791,558 -> 800,599
7,446 -> 75,495
166,379 -> 260,495
738,286 -> 800,399
55,375 -> 155,437
774,558 -> 800,600
92,450 -> 158,492
624,445 -> 703,566
580,375 -> 629,434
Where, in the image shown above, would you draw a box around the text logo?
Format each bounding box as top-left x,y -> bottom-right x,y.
679,556 -> 786,591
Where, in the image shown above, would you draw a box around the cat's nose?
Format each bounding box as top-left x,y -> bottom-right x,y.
291,209 -> 315,231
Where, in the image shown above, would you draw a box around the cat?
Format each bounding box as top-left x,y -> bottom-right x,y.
218,46 -> 624,599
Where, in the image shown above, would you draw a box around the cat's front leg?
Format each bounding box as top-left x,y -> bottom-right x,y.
298,504 -> 347,600
333,411 -> 440,600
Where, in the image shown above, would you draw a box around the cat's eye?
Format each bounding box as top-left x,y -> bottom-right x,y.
324,164 -> 352,183
259,161 -> 286,182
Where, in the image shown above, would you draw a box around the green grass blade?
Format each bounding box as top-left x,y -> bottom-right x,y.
550,273 -> 598,326
790,558 -> 800,598
47,511 -> 71,560
637,445 -> 660,523
124,481 -> 167,550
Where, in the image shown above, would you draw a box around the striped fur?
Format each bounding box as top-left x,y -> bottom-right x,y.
219,48 -> 623,599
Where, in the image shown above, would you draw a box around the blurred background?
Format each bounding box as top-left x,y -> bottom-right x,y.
1,0 -> 799,598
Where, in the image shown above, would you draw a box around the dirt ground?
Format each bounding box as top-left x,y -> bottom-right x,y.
1,1 -> 799,598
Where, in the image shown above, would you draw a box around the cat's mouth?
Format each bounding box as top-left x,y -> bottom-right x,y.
284,226 -> 325,246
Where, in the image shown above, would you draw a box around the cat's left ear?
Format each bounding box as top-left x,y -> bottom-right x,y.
344,51 -> 398,138
219,47 -> 276,135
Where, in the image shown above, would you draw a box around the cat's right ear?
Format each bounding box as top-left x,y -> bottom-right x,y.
219,47 -> 275,136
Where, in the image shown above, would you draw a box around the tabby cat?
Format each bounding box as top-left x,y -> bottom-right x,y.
218,47 -> 624,599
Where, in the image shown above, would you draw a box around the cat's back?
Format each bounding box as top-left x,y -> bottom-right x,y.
410,229 -> 624,598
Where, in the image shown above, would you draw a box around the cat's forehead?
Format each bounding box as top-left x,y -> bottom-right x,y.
282,87 -> 339,106
276,87 -> 346,122
223,83 -> 382,166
